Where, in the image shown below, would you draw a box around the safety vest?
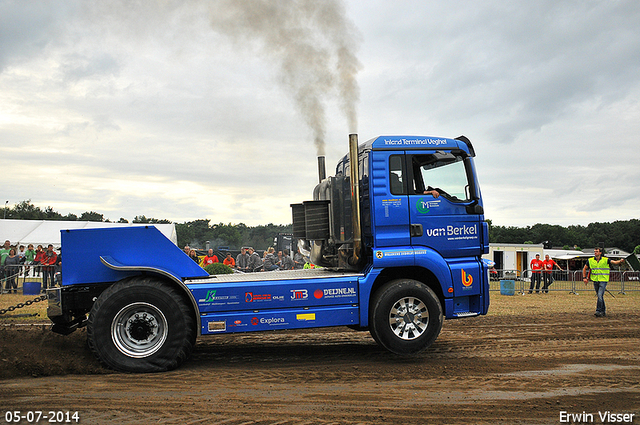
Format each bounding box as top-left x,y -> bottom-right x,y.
588,257 -> 610,282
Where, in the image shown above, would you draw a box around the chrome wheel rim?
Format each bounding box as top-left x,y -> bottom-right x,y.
111,302 -> 168,358
389,297 -> 429,340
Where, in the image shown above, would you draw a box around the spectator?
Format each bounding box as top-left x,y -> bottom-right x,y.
263,247 -> 279,271
18,245 -> 26,263
542,254 -> 561,293
202,249 -> 219,266
528,254 -> 543,294
184,245 -> 191,255
0,240 -> 10,266
54,248 -> 62,286
189,249 -> 200,264
293,248 -> 307,269
247,247 -> 262,272
279,249 -> 294,270
4,248 -> 20,293
236,248 -> 250,272
0,240 -> 10,285
24,244 -> 36,277
34,245 -> 45,277
41,244 -> 58,292
223,253 -> 236,268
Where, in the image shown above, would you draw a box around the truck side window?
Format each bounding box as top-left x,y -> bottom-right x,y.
411,153 -> 470,201
389,155 -> 405,195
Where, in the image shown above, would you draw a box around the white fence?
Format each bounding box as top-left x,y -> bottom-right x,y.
1,264 -> 60,294
490,269 -> 640,294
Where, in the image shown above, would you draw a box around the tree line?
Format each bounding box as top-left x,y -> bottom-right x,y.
4,200 -> 639,253
3,200 -> 291,251
488,219 -> 640,254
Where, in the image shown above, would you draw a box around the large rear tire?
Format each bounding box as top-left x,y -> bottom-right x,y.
87,277 -> 196,373
369,279 -> 443,355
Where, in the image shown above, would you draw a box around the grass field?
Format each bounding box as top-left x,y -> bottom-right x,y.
486,287 -> 640,316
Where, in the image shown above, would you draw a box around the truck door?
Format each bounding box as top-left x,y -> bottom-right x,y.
370,150 -> 411,247
406,151 -> 486,294
405,151 -> 488,296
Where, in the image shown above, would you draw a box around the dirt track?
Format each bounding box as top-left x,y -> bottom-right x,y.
1,292 -> 639,424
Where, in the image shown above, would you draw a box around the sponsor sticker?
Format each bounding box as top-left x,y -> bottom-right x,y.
462,269 -> 473,287
245,292 -> 272,303
416,198 -> 441,214
229,319 -> 248,328
424,224 -> 479,241
291,289 -> 308,300
251,316 -> 288,326
382,138 -> 448,146
314,287 -> 357,299
199,290 -> 239,304
381,198 -> 402,218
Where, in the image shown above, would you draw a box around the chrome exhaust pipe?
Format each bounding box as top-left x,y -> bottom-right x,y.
348,134 -> 362,265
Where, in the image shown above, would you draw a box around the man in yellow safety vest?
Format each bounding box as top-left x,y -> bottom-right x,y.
582,247 -> 625,317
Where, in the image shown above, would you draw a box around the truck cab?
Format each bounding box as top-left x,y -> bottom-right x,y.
366,135 -> 489,318
294,135 -> 489,321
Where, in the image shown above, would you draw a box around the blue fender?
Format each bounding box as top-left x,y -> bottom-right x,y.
371,246 -> 453,293
61,226 -> 208,287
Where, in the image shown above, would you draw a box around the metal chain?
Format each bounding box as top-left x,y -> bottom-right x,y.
0,294 -> 48,315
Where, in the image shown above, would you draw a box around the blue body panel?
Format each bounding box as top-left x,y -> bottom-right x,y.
61,226 -> 208,286
186,271 -> 360,335
200,305 -> 359,334
189,274 -> 359,313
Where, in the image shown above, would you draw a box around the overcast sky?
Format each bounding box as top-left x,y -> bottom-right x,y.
1,0 -> 639,227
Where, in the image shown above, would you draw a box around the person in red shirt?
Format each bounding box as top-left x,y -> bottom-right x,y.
41,244 -> 58,291
202,249 -> 219,266
223,252 -> 236,268
542,254 -> 561,293
529,253 -> 544,294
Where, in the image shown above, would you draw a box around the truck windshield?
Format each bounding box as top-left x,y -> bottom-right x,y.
412,154 -> 470,201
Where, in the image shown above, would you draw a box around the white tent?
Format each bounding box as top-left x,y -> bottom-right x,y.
0,219 -> 177,248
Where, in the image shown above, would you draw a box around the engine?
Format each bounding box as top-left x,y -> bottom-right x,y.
291,135 -> 362,271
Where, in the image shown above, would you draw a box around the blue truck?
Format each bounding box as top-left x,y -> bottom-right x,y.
48,134 -> 490,372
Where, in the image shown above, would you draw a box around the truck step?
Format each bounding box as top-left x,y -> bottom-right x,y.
453,311 -> 479,318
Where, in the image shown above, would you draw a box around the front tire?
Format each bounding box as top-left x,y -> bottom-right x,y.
87,277 -> 195,373
369,279 -> 443,355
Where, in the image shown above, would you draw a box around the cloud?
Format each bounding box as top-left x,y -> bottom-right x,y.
0,1 -> 79,71
353,0 -> 640,144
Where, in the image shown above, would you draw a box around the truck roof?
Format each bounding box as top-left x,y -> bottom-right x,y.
335,135 -> 476,174
365,135 -> 475,156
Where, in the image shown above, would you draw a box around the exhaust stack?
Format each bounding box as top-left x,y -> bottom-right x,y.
348,134 -> 362,265
317,156 -> 326,183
